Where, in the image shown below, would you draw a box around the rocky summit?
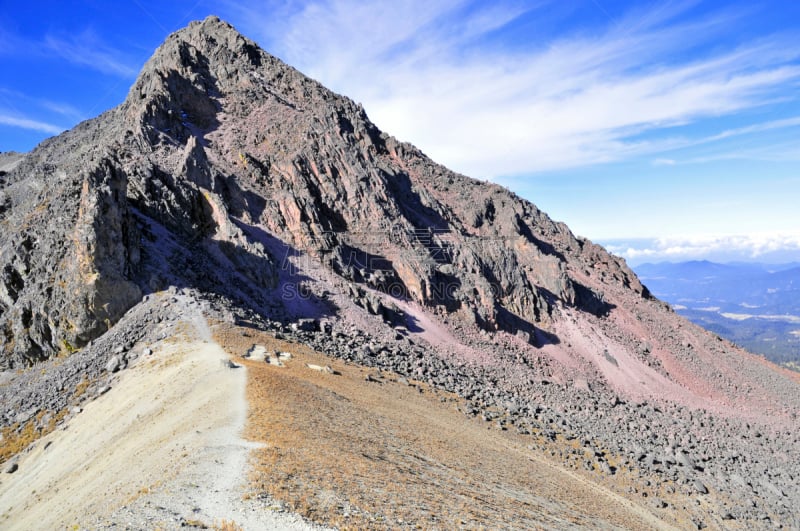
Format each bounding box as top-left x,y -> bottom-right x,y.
1,16 -> 800,530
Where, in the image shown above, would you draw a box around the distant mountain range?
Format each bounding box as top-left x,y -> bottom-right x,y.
634,260 -> 800,367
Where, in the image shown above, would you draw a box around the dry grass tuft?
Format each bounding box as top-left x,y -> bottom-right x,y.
0,409 -> 67,465
213,519 -> 243,531
73,378 -> 90,398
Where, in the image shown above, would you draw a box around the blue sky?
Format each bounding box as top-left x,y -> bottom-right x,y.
2,0 -> 799,264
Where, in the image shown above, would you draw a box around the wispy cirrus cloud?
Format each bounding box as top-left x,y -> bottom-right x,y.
37,100 -> 84,121
43,30 -> 138,78
1,23 -> 138,78
646,115 -> 800,165
0,26 -> 21,56
0,88 -> 85,121
224,0 -> 800,178
0,113 -> 63,135
652,158 -> 677,166
0,88 -> 80,136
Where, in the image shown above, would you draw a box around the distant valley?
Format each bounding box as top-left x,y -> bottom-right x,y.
634,260 -> 800,368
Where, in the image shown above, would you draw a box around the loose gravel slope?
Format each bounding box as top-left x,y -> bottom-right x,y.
0,314 -> 315,531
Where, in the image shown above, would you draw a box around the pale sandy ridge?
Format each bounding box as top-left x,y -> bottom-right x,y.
0,303 -> 316,530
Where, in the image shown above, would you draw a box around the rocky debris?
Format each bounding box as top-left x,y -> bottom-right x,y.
266,355 -> 284,367
1,289 -> 799,527
0,291 -> 190,449
693,480 -> 709,495
105,355 -> 122,373
250,313 -> 800,527
245,344 -> 268,361
3,459 -> 18,474
305,363 -> 335,375
212,288 -> 800,526
0,151 -> 25,171
221,359 -> 239,369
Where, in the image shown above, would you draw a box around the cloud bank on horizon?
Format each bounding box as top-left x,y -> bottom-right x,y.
1,0 -> 798,260
604,232 -> 800,265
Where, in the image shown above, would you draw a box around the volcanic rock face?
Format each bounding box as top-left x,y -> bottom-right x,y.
2,16 -> 800,527
0,17 -> 642,366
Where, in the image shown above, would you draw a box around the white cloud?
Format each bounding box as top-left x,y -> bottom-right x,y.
44,31 -> 138,78
721,313 -> 800,324
0,88 -> 85,122
653,158 -> 676,166
0,89 -> 81,138
706,115 -> 800,141
38,100 -> 84,120
607,233 -> 800,263
226,0 -> 800,178
0,113 -> 63,135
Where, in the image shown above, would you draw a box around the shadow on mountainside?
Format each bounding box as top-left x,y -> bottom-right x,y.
228,219 -> 339,323
382,169 -> 450,232
134,211 -> 339,327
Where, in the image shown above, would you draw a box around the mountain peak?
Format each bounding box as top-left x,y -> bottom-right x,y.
124,16 -> 309,140
1,16 -> 645,366
140,15 -> 265,78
